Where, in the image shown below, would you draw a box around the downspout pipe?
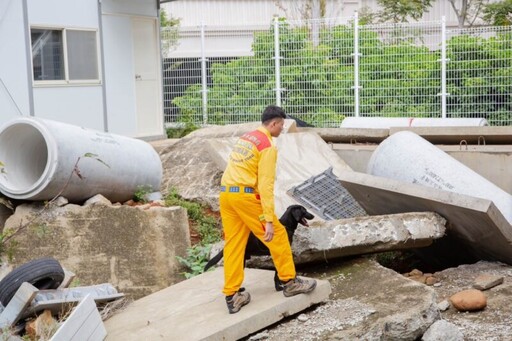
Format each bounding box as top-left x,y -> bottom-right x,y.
0,117 -> 162,203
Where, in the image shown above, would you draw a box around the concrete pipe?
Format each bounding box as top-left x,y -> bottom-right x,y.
341,117 -> 488,128
0,117 -> 162,203
367,131 -> 512,223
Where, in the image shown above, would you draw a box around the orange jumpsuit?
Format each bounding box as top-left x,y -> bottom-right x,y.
220,126 -> 296,296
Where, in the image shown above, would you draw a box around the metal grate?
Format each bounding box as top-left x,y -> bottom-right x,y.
288,167 -> 367,220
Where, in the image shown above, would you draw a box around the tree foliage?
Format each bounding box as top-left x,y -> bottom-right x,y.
376,0 -> 434,23
172,21 -> 512,126
483,0 -> 512,25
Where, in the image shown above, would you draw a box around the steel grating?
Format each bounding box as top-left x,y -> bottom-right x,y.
288,167 -> 367,220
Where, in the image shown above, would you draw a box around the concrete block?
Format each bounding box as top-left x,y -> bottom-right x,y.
291,212 -> 446,263
4,203 -> 191,299
104,268 -> 331,341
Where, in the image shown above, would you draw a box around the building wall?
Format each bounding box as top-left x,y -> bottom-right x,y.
27,0 -> 104,130
164,0 -> 495,27
0,0 -> 163,138
0,0 -> 31,122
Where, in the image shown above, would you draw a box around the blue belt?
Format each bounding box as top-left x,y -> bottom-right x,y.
220,186 -> 254,193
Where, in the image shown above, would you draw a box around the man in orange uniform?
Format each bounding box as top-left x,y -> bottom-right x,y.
220,105 -> 316,314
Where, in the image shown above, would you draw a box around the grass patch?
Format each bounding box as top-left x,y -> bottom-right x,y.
165,188 -> 222,278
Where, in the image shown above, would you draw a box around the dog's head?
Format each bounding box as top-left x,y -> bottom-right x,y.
286,204 -> 315,227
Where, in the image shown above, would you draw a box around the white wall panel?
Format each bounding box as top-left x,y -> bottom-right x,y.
28,0 -> 98,28
0,0 -> 31,122
33,86 -> 104,129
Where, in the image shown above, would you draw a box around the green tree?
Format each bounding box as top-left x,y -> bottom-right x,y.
376,0 -> 434,23
160,8 -> 181,57
483,0 -> 512,25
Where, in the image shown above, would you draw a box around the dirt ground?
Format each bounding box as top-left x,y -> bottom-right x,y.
244,257 -> 512,341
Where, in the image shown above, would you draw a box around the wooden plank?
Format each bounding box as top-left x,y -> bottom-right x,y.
0,282 -> 38,329
50,295 -> 106,341
58,269 -> 76,289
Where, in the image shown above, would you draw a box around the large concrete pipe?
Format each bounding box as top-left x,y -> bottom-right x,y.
0,117 -> 162,203
341,117 -> 488,128
367,131 -> 512,223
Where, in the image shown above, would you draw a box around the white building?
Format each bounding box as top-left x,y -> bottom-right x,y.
0,0 -> 166,139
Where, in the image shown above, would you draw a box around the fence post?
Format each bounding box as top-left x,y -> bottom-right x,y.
200,22 -> 208,124
440,16 -> 448,119
273,17 -> 282,107
352,11 -> 361,118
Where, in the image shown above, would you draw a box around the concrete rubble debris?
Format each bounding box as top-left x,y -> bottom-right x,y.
2,196 -> 191,299
339,170 -> 512,266
473,274 -> 504,290
291,212 -> 445,264
0,261 -> 119,340
209,212 -> 446,269
437,300 -> 450,311
264,258 -> 440,340
421,319 -> 464,341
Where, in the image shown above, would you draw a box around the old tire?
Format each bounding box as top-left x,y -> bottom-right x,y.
0,257 -> 65,306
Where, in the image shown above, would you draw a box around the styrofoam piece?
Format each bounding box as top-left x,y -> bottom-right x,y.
367,131 -> 512,223
340,117 -> 488,128
0,117 -> 162,202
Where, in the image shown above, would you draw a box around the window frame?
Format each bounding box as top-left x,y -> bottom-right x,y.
30,26 -> 102,87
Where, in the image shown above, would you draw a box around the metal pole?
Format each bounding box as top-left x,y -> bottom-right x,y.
352,11 -> 360,118
273,17 -> 282,106
200,22 -> 208,124
440,16 -> 448,119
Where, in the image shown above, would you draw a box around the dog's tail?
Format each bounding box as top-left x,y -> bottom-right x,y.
204,249 -> 224,272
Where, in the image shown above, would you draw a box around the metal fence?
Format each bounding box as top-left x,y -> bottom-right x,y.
161,16 -> 512,127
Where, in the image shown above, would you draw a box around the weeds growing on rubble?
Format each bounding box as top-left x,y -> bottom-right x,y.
165,188 -> 222,278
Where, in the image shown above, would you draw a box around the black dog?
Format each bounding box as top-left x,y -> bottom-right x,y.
204,204 -> 314,291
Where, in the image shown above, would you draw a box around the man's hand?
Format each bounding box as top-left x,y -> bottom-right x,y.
264,221 -> 274,242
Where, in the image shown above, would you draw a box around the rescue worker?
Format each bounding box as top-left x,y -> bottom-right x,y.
220,105 -> 317,314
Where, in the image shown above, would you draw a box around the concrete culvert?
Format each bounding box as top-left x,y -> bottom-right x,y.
0,117 -> 162,203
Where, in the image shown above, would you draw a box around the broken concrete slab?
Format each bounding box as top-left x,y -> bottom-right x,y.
291,212 -> 446,263
338,171 -> 512,266
265,258 -> 440,340
229,212 -> 446,269
104,268 -> 330,341
3,203 -> 190,299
